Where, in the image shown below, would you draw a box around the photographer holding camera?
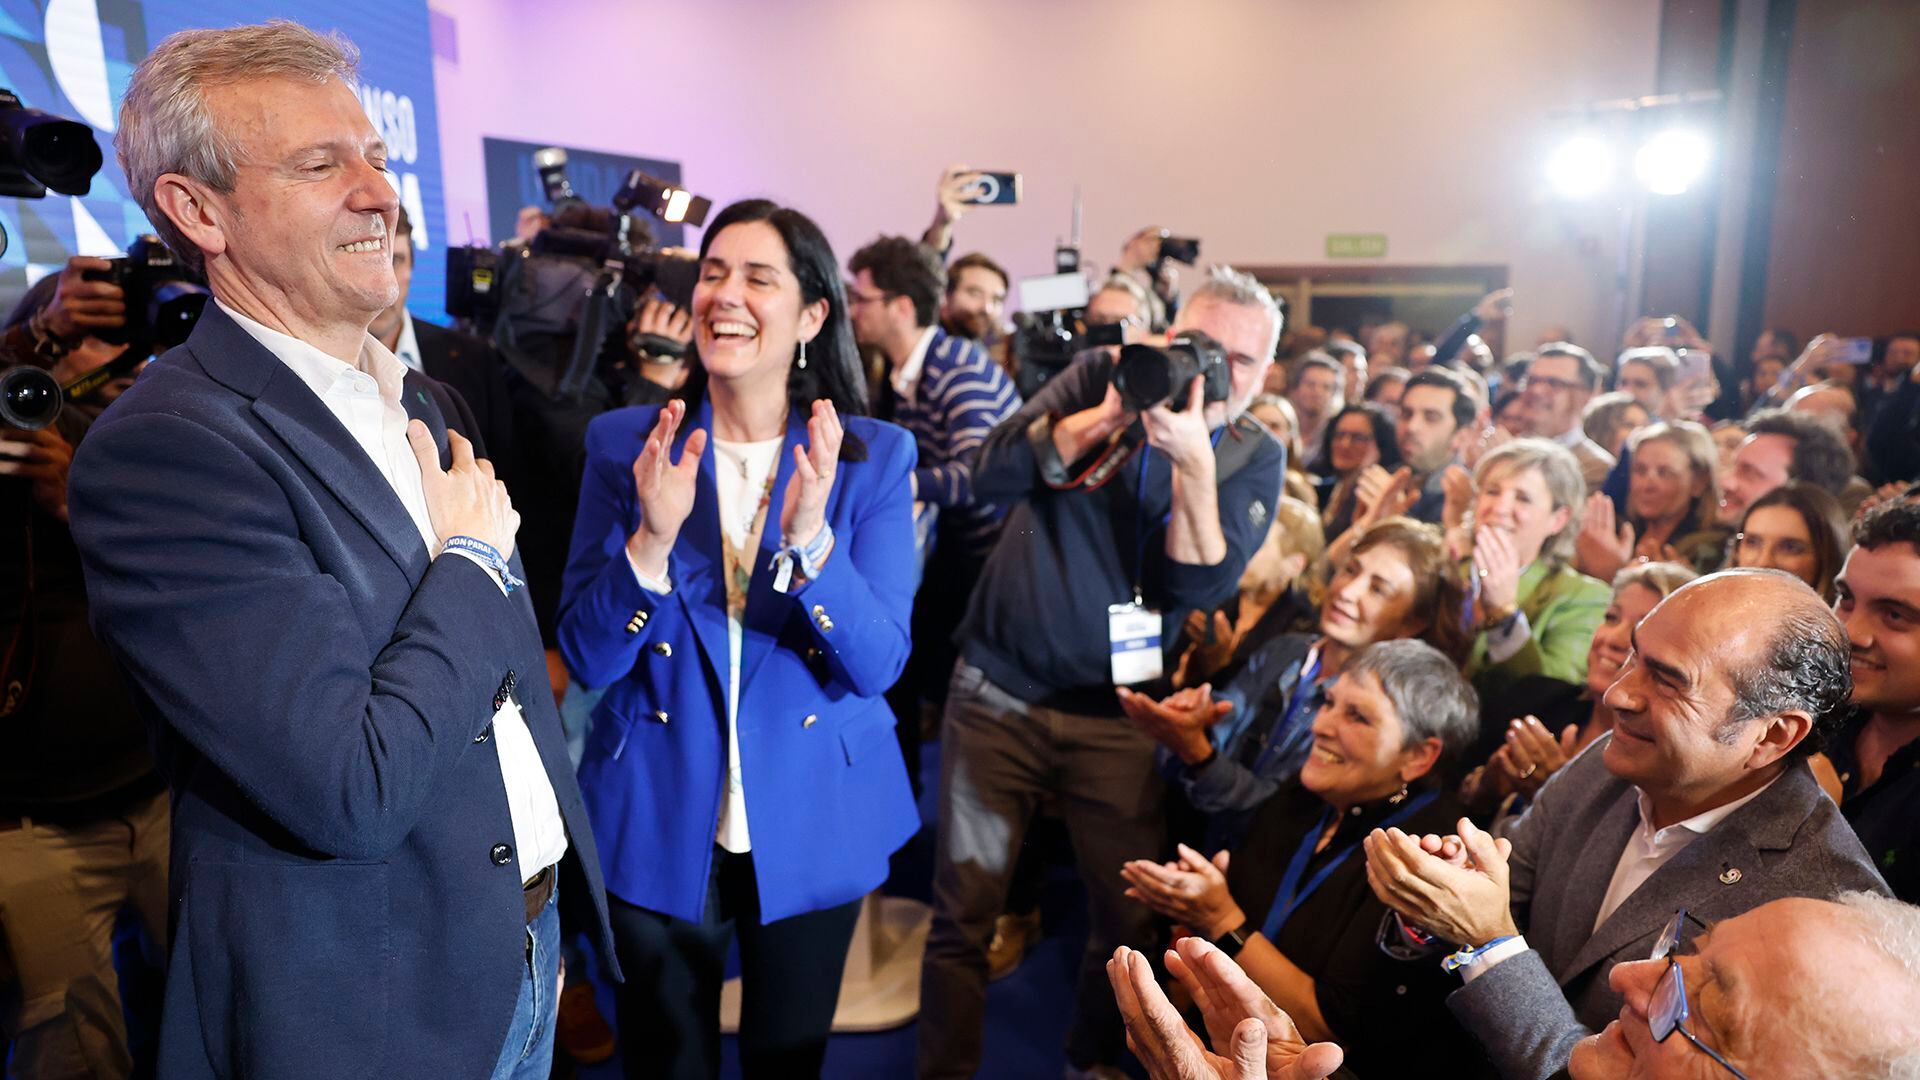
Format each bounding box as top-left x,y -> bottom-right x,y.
1,258 -> 170,1079
918,265 -> 1287,1080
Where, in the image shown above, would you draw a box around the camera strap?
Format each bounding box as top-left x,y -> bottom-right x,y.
1055,422 -> 1146,492
1053,411 -> 1268,493
1211,413 -> 1270,486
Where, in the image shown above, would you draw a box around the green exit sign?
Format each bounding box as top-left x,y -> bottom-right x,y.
1326,233 -> 1388,258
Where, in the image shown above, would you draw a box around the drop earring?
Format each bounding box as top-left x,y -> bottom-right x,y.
797,338 -> 808,370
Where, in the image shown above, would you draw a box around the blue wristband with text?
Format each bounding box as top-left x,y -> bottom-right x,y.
443,535 -> 524,593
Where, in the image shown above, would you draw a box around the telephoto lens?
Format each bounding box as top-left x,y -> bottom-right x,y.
0,365 -> 62,429
1112,329 -> 1230,412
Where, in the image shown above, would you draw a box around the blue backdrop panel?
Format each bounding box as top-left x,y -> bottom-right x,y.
0,0 -> 448,322
482,136 -> 687,252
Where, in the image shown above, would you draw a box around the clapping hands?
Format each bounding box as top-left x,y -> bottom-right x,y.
1120,844 -> 1245,939
1108,938 -> 1345,1080
626,400 -> 706,579
1491,715 -> 1582,796
1363,817 -> 1519,947
1117,684 -> 1231,765
780,399 -> 843,550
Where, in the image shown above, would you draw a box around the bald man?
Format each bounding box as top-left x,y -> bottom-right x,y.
1109,891 -> 1920,1080
1365,569 -> 1888,1080
1570,891 -> 1920,1079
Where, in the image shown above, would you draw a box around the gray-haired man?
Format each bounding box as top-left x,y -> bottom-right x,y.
66,21 -> 615,1080
918,267 -> 1288,1079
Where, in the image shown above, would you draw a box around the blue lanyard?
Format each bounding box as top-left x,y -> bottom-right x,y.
1260,789 -> 1439,940
1130,427 -> 1228,601
1253,646 -> 1324,775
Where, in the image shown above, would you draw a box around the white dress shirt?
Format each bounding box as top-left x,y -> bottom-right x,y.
624,433 -> 783,854
1591,776 -> 1777,930
708,435 -> 783,853
888,325 -> 937,409
217,300 -> 568,880
391,310 -> 423,374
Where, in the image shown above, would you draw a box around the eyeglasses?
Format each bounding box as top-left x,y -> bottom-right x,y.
844,288 -> 894,308
1648,909 -> 1750,1080
1520,374 -> 1582,395
1331,430 -> 1375,444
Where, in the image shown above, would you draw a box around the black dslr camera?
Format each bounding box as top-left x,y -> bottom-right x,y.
81,234 -> 210,350
1009,312 -> 1125,399
1113,329 -> 1230,412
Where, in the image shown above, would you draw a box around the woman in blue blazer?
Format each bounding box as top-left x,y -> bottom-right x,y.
558,199 -> 919,1078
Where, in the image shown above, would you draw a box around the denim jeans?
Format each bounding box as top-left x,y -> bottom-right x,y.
488,881 -> 561,1080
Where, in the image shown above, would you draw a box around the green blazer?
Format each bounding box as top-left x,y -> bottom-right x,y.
1467,560 -> 1610,696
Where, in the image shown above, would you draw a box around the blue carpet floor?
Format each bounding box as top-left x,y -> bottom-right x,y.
574,739 -> 1122,1080
49,741 -> 1128,1080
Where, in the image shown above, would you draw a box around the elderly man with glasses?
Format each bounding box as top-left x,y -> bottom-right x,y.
1108,891 -> 1920,1080
1361,568 -> 1888,1080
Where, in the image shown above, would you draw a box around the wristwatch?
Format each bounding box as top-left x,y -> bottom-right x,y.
1212,921 -> 1253,960
27,308 -> 69,363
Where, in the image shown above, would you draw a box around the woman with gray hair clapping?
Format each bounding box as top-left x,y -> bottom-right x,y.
1118,640 -> 1481,1079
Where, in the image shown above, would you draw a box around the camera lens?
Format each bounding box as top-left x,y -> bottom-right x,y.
1114,343 -> 1182,412
0,365 -> 62,428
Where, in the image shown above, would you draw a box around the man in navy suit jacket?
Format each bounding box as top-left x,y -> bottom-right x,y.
65,23 -> 615,1080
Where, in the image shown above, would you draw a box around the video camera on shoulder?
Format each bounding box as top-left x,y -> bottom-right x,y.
82,234 -> 209,350
1113,330 -> 1229,412
1008,270 -> 1127,399
447,147 -> 714,404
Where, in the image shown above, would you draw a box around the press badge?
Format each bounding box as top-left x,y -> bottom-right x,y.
1108,599 -> 1164,685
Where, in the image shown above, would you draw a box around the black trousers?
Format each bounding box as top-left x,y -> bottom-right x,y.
606,849 -> 861,1080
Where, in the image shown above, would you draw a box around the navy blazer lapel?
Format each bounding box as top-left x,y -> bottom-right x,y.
670,399 -> 734,694
404,372 -> 550,631
190,306 -> 429,585
401,370 -> 452,466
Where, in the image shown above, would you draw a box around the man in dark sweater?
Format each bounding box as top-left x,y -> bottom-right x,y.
917,266 -> 1286,1080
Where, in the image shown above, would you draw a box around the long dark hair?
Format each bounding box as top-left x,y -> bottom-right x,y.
1736,481 -> 1849,601
1310,402 -> 1401,475
675,198 -> 869,461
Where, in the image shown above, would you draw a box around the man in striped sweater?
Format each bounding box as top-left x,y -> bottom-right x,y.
848,236 -> 1023,785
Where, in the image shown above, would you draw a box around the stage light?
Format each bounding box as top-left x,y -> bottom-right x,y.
1635,128 -> 1711,196
1546,133 -> 1614,199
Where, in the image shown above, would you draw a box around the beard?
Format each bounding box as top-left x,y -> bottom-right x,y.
943,309 -> 995,343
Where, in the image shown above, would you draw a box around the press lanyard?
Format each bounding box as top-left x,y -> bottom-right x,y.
1253,645 -> 1324,775
1260,790 -> 1439,939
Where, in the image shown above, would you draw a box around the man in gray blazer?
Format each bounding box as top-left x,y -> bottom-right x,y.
1365,568 -> 1889,1080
